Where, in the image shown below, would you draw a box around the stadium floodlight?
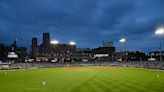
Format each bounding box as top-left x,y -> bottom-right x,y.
119,38 -> 126,51
119,38 -> 126,43
119,38 -> 126,61
50,40 -> 59,45
155,27 -> 164,36
69,41 -> 76,45
155,27 -> 164,62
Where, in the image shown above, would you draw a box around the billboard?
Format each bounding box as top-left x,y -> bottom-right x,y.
103,41 -> 114,47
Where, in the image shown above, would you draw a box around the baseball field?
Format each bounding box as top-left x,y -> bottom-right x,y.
0,66 -> 164,92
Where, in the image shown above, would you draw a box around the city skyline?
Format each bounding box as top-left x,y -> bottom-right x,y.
0,0 -> 164,51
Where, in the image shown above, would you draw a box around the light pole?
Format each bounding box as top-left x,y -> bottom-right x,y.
119,38 -> 126,52
155,27 -> 164,61
119,38 -> 126,61
69,41 -> 76,61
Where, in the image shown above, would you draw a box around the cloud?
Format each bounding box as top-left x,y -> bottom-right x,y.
0,0 -> 164,51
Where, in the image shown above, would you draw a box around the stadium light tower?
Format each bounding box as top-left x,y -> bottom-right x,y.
119,38 -> 126,52
50,40 -> 59,45
155,27 -> 164,61
69,41 -> 76,45
119,38 -> 126,61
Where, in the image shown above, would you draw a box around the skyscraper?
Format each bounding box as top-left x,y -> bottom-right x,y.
11,40 -> 17,51
31,37 -> 38,58
43,33 -> 50,45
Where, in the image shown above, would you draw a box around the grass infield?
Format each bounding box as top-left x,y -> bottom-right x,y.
0,66 -> 164,92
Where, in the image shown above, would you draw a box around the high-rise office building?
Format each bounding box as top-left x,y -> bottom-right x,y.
31,37 -> 38,58
43,33 -> 50,45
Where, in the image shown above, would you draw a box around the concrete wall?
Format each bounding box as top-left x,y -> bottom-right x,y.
0,65 -> 10,69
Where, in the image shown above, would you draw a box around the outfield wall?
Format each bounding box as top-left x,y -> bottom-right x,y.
0,64 -> 10,70
6,61 -> 164,70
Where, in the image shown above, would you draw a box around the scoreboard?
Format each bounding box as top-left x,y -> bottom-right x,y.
103,41 -> 114,47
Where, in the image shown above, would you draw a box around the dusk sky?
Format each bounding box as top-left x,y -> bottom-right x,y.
0,0 -> 164,52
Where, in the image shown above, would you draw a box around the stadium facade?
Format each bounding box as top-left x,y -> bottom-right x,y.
31,32 -> 76,61
0,32 -> 164,63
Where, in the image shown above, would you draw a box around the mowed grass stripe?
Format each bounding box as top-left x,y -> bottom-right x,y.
70,72 -> 99,92
1,66 -> 164,92
98,69 -> 163,92
0,69 -> 62,92
95,76 -> 142,92
102,67 -> 164,91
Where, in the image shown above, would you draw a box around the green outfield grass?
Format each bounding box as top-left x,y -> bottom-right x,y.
0,66 -> 164,92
